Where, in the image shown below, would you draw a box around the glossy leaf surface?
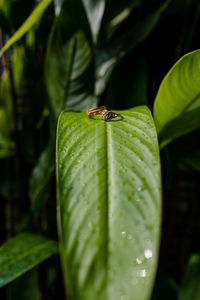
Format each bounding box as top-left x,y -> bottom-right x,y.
56,106 -> 161,300
0,233 -> 58,288
153,49 -> 200,148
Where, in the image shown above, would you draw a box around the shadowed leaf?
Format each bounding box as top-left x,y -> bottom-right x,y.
0,233 -> 58,288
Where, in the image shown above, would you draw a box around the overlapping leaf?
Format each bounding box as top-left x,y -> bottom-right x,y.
56,106 -> 161,300
45,0 -> 96,120
153,49 -> 200,148
0,233 -> 58,288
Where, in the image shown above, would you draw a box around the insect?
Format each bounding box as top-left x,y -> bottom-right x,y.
86,106 -> 121,121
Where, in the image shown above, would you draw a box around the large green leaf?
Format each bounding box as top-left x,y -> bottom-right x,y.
56,106 -> 161,300
45,0 -> 96,120
178,254 -> 200,300
0,233 -> 58,288
153,49 -> 200,149
0,0 -> 53,56
96,0 -> 170,95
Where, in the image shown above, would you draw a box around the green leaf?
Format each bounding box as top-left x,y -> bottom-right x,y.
56,106 -> 161,300
29,139 -> 55,215
54,0 -> 63,15
45,0 -> 96,119
153,49 -> 200,149
0,233 -> 58,288
178,254 -> 200,300
96,0 -> 170,95
0,0 -> 53,56
8,269 -> 41,300
82,0 -> 106,42
101,0 -> 140,41
0,71 -> 14,159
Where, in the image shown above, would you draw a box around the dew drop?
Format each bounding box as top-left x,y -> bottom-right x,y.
137,186 -> 142,192
140,269 -> 147,278
144,249 -> 153,259
136,257 -> 142,264
121,231 -> 127,238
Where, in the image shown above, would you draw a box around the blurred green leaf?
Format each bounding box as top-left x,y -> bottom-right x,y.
0,0 -> 53,56
178,254 -> 200,300
54,0 -> 63,16
0,233 -> 58,288
152,271 -> 178,300
101,0 -> 140,41
8,269 -> 41,300
153,49 -> 200,149
56,106 -> 161,300
45,0 -> 96,120
105,53 -> 148,109
0,0 -> 35,32
29,138 -> 55,216
96,0 -> 170,95
82,0 -> 106,42
103,0 -> 140,23
183,150 -> 200,173
0,71 -> 14,159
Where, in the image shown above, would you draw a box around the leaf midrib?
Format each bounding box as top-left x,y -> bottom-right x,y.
104,121 -> 109,297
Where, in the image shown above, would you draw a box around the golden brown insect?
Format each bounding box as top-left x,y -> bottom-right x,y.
86,106 -> 106,117
87,106 -> 121,121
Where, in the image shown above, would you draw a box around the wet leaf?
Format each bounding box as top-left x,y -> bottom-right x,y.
56,106 -> 161,300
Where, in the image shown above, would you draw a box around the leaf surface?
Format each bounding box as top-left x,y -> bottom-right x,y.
153,49 -> 200,148
0,233 -> 58,288
56,106 -> 161,300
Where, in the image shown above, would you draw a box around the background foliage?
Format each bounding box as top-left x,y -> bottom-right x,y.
1,0 -> 200,299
